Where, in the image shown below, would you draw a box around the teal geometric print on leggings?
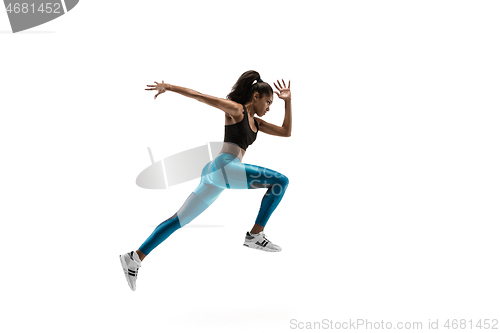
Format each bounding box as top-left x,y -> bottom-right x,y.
3,0 -> 79,33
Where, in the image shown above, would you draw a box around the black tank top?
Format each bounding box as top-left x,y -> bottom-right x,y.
224,105 -> 259,150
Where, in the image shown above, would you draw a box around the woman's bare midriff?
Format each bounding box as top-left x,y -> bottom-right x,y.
219,142 -> 245,162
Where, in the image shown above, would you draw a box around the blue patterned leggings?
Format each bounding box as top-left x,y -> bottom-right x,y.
138,153 -> 289,255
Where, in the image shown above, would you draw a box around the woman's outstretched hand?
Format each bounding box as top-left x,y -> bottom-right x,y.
145,81 -> 171,99
273,79 -> 291,101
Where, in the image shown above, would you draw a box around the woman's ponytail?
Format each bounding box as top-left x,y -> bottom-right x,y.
227,70 -> 273,104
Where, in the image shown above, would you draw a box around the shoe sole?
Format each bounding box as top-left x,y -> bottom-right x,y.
119,255 -> 135,291
243,243 -> 281,252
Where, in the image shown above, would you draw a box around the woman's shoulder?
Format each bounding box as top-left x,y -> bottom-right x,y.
225,103 -> 245,121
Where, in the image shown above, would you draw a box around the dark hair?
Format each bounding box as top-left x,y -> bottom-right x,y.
227,70 -> 273,104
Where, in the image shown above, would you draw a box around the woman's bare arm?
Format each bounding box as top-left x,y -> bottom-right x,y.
256,79 -> 292,137
145,81 -> 242,117
256,100 -> 291,137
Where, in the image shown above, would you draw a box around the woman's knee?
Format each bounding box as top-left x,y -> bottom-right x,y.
279,174 -> 289,189
269,174 -> 289,197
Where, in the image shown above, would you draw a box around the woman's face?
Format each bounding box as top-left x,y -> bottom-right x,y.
254,93 -> 273,117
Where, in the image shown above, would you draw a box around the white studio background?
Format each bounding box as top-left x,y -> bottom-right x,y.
1,1 -> 499,332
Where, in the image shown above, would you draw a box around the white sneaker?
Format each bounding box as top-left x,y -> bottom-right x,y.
243,231 -> 282,252
119,251 -> 142,291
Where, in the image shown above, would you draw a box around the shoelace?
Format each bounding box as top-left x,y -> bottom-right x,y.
250,232 -> 272,244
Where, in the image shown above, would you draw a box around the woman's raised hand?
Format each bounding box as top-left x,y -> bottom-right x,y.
273,79 -> 291,101
145,80 -> 171,99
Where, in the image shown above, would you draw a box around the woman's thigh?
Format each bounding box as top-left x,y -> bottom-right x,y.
242,163 -> 289,190
201,153 -> 246,189
225,161 -> 288,190
201,153 -> 288,190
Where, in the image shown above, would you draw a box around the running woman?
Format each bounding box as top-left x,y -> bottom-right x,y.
120,70 -> 292,291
